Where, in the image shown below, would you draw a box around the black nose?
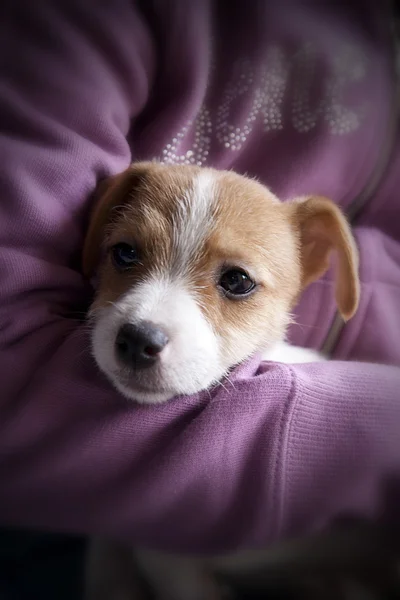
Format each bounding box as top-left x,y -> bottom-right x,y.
115,322 -> 169,368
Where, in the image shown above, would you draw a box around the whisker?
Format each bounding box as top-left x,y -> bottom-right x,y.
224,375 -> 236,391
218,380 -> 230,394
75,346 -> 93,360
68,310 -> 90,318
104,300 -> 121,309
291,322 -> 322,332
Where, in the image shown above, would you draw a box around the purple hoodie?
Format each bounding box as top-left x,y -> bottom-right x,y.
0,0 -> 399,553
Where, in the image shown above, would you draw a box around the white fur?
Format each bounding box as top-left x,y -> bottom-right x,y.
262,340 -> 325,363
91,275 -> 223,404
171,171 -> 217,276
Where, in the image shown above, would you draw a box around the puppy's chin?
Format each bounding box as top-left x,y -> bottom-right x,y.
111,379 -> 178,405
101,366 -> 222,405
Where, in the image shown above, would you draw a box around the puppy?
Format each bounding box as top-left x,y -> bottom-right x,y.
83,161 -> 359,403
83,161 -> 360,600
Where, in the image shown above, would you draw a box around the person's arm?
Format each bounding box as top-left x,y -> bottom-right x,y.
1,1 -> 399,555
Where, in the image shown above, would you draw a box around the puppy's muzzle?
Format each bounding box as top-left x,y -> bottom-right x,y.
115,322 -> 169,369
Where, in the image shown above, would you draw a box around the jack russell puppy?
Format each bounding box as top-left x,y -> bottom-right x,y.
83,161 -> 360,600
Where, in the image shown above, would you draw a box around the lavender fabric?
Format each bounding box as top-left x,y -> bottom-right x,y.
0,0 -> 399,553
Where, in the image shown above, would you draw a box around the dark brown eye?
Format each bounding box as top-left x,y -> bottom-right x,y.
111,243 -> 139,270
219,268 -> 256,297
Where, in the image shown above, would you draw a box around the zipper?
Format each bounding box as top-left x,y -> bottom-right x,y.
321,4 -> 400,356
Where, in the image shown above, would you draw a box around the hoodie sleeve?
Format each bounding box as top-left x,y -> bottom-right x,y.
1,1 -> 400,555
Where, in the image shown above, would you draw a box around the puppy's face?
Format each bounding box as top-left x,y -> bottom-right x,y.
83,163 -> 359,404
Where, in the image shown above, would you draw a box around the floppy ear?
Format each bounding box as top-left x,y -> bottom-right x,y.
82,162 -> 153,278
290,196 -> 360,321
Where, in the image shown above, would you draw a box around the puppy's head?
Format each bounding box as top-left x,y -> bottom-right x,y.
83,162 -> 359,404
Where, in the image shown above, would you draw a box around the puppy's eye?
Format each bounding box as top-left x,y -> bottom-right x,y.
111,243 -> 139,270
219,268 -> 256,297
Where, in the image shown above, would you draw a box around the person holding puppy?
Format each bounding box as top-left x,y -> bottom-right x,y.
0,0 -> 399,590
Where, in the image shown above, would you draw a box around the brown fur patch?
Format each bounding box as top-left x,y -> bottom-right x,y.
189,171 -> 302,364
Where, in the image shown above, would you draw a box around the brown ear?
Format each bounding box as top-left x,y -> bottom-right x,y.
82,162 -> 153,278
291,196 -> 360,321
